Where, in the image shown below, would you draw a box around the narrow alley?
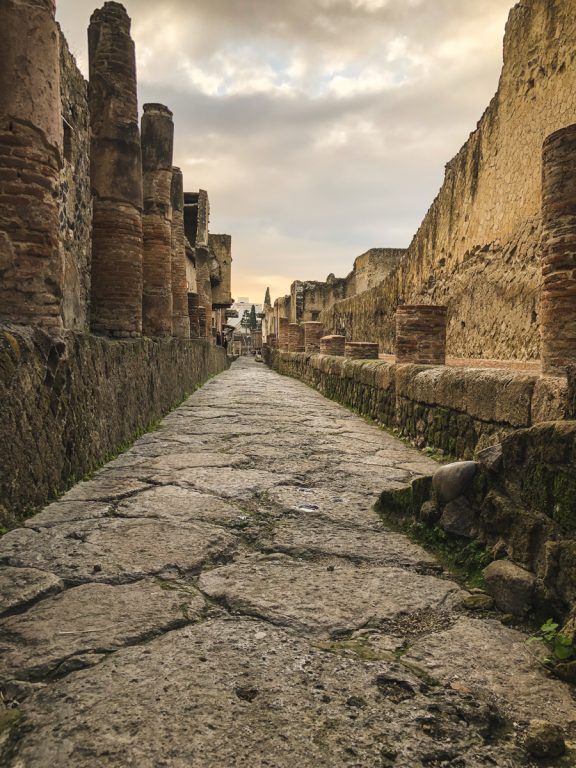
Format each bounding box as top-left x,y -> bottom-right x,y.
0,360 -> 574,767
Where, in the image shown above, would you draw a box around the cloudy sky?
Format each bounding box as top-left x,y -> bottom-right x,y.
57,0 -> 514,304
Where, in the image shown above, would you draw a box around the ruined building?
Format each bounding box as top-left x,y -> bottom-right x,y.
0,0 -> 234,523
266,0 -> 576,364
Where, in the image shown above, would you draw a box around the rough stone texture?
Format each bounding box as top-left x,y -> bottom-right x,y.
142,104 -> 174,337
541,123 -> 576,374
59,33 -> 92,331
321,0 -> 576,361
1,359 -> 574,766
396,305 -> 447,365
266,349 -> 565,458
0,0 -> 63,329
0,568 -> 63,617
0,324 -> 228,525
483,560 -> 536,617
209,234 -> 233,308
525,720 -> 567,758
88,2 -> 143,338
170,168 -> 191,339
0,579 -> 205,682
439,496 -> 478,538
278,316 -> 289,351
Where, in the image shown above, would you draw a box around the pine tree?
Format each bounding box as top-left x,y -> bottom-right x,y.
249,305 -> 258,330
264,287 -> 271,306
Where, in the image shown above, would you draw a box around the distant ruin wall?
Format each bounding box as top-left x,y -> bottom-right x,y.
265,349 -> 567,459
0,326 -> 229,526
324,0 -> 576,361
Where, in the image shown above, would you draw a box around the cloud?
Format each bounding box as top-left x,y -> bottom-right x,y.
56,0 -> 513,303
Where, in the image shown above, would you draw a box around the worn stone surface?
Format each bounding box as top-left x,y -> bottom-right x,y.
1,359 -> 574,766
525,720 -> 567,759
0,579 -> 204,682
0,568 -> 63,617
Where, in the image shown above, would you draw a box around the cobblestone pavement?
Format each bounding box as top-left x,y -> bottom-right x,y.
0,359 -> 574,767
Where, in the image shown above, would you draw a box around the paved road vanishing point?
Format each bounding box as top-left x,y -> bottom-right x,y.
0,359 -> 574,767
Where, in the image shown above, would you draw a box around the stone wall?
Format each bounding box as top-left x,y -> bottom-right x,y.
378,422 -> 576,625
0,325 -> 229,526
265,349 -> 567,458
323,0 -> 576,360
59,31 -> 92,331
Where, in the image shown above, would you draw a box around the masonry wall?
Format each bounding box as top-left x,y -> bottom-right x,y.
0,325 -> 229,526
323,0 -> 576,360
59,31 -> 92,331
265,349 -> 567,459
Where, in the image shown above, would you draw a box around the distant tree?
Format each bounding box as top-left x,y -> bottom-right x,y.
264,287 -> 271,306
240,310 -> 251,331
249,305 -> 258,330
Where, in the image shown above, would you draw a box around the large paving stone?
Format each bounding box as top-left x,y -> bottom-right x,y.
164,467 -> 292,499
270,516 -> 438,568
58,476 -> 152,503
198,554 -> 462,637
23,500 -> 113,529
115,486 -> 250,528
0,578 -> 204,682
404,617 -> 576,728
0,519 -> 238,584
268,485 -> 378,527
2,618 -> 521,768
0,567 -> 63,617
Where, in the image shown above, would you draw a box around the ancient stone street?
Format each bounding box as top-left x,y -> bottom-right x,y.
0,359 -> 573,766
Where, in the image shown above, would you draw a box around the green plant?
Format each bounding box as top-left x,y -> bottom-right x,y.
538,619 -> 576,663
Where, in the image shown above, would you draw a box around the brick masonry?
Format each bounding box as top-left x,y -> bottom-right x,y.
395,305 -> 447,365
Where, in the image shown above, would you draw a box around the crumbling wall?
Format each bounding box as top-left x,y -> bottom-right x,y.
324,0 -> 576,360
59,31 -> 92,331
352,249 -> 405,295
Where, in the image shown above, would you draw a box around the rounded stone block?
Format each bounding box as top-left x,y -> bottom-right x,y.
288,323 -> 305,352
0,0 -> 63,328
302,321 -> 324,353
345,342 -> 379,360
395,305 -> 447,365
320,335 -> 345,356
541,124 -> 576,375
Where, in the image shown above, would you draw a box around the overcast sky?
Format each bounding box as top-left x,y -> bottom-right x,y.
57,0 -> 514,304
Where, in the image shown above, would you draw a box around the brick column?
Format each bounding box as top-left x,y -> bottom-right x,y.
170,167 -> 191,339
267,333 -> 277,349
278,318 -> 289,351
288,323 -> 305,352
395,305 -> 447,365
0,0 -> 63,328
303,321 -> 324,353
541,124 -> 576,375
345,342 -> 379,360
195,250 -> 213,341
321,335 -> 345,355
198,306 -> 207,339
141,103 -> 174,337
187,292 -> 200,338
88,2 -> 143,337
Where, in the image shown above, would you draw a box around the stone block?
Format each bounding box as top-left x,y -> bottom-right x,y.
483,560 -> 536,616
